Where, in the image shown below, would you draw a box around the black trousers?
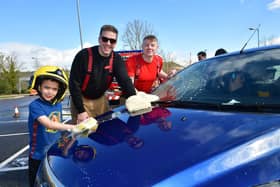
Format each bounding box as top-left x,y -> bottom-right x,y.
28,157 -> 41,187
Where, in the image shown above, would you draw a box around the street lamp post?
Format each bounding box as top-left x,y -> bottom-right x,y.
76,0 -> 83,49
249,24 -> 261,47
32,57 -> 41,70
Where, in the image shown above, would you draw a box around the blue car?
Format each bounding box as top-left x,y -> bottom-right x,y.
36,45 -> 280,187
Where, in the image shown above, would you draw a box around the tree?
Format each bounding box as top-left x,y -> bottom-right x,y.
121,20 -> 183,72
0,53 -> 21,94
122,19 -> 155,50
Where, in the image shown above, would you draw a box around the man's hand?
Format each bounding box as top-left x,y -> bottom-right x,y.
167,69 -> 177,79
136,91 -> 159,103
125,92 -> 159,116
72,117 -> 99,136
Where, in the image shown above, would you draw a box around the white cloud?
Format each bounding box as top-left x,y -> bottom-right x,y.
267,0 -> 280,10
270,36 -> 280,44
2,39 -> 278,73
0,42 -> 87,71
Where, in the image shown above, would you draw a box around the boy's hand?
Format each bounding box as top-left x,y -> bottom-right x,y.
72,117 -> 98,136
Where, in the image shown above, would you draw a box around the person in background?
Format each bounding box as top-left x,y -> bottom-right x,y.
215,48 -> 227,56
28,66 -> 76,187
197,51 -> 207,61
126,35 -> 176,93
69,25 -> 136,123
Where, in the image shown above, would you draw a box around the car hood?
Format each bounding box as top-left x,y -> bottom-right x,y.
47,107 -> 280,187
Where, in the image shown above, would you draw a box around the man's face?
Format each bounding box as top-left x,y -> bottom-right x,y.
198,54 -> 206,61
98,31 -> 117,57
142,39 -> 158,57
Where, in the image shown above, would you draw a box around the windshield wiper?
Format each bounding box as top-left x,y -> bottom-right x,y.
152,100 -> 280,113
152,100 -> 219,108
222,99 -> 241,105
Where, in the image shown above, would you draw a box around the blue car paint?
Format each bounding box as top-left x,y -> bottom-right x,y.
154,125 -> 280,187
46,107 -> 280,187
39,45 -> 280,187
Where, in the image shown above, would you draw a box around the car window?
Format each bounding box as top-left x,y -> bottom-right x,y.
153,48 -> 280,107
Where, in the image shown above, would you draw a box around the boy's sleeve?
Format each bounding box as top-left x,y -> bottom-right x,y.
29,102 -> 46,120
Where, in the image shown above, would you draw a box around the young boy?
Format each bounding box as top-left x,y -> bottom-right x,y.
28,65 -> 75,187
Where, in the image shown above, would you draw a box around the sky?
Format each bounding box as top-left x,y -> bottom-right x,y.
0,0 -> 280,71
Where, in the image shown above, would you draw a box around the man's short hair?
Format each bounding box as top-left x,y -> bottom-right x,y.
143,34 -> 158,42
215,48 -> 227,56
99,25 -> 118,36
197,51 -> 206,57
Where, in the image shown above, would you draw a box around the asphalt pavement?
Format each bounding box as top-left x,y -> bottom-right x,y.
0,95 -> 31,186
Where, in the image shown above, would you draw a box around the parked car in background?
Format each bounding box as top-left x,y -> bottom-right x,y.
36,45 -> 280,187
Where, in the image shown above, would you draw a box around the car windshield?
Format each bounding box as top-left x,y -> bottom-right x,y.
153,47 -> 280,109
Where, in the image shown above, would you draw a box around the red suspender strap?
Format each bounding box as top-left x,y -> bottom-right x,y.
109,52 -> 114,73
106,53 -> 114,86
81,48 -> 93,92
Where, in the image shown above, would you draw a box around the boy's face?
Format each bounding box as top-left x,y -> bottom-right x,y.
142,39 -> 158,57
39,79 -> 59,102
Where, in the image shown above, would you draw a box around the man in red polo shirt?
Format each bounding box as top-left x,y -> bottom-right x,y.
126,35 -> 176,93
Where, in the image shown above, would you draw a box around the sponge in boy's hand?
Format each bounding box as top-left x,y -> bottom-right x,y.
72,117 -> 98,136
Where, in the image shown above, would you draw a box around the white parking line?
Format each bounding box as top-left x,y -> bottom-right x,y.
0,166 -> 28,172
0,132 -> 29,137
0,145 -> 29,169
0,120 -> 28,124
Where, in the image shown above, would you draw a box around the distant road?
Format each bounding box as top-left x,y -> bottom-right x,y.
0,95 -> 34,122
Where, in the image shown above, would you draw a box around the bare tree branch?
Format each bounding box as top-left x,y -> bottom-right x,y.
122,19 -> 155,50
